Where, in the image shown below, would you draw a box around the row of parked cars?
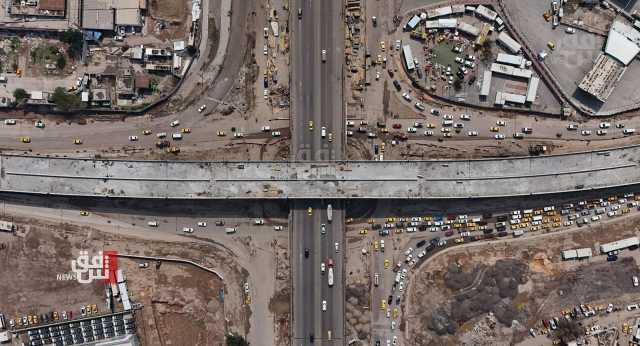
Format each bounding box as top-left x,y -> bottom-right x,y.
10,305 -> 98,330
25,314 -> 134,346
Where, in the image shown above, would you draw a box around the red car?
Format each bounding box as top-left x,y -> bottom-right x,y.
327,258 -> 334,267
392,123 -> 402,129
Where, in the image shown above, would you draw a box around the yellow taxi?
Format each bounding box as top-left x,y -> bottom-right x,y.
359,229 -> 368,235
74,138 -> 82,145
217,130 -> 226,136
367,218 -> 375,224
374,240 -> 379,251
384,259 -> 390,269
454,237 -> 464,244
380,142 -> 385,152
380,299 -> 386,310
181,128 -> 191,133
426,123 -> 436,129
328,133 -> 333,142
490,126 -> 500,132
308,121 -> 314,130
307,207 -> 313,215
393,308 -> 398,319
80,211 -> 90,216
20,136 -> 31,143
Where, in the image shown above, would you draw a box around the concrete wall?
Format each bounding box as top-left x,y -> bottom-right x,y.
1,145 -> 640,199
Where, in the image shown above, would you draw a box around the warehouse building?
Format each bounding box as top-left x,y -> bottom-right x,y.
497,31 -> 522,54
600,236 -> 640,254
496,53 -> 525,67
404,14 -> 421,31
402,45 -> 415,71
456,21 -> 479,36
475,5 -> 497,22
82,0 -> 146,31
578,53 -> 626,102
495,91 -> 526,105
526,76 -> 540,103
578,20 -> 640,102
480,70 -> 492,96
491,63 -> 532,79
425,19 -> 457,29
561,247 -> 593,260
427,6 -> 452,19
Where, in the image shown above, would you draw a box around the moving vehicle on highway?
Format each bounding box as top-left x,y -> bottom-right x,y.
328,267 -> 334,286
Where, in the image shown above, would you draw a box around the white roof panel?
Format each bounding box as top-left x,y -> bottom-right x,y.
496,53 -> 524,66
497,31 -> 521,54
402,45 -> 415,70
605,28 -> 640,65
526,76 -> 540,103
601,236 -> 640,253
480,70 -> 492,96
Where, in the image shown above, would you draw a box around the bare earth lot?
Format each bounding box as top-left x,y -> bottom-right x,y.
0,214 -> 251,346
406,215 -> 640,345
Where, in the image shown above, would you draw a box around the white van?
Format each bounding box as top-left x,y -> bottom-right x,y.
172,133 -> 183,140
624,128 -> 636,135
147,221 -> 158,227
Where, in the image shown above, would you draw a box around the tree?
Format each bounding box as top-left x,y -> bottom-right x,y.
226,334 -> 249,346
453,78 -> 463,91
13,88 -> 28,102
56,54 -> 67,69
51,87 -> 82,111
480,40 -> 493,63
60,29 -> 84,58
555,319 -> 584,343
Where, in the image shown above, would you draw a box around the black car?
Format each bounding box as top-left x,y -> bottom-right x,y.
395,296 -> 401,305
393,80 -> 401,91
416,240 -> 426,248
387,295 -> 393,305
309,333 -> 314,343
304,248 -> 310,258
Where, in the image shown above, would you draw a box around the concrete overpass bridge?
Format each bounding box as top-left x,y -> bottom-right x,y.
2,145 -> 640,199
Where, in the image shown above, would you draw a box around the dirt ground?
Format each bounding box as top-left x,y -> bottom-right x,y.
405,214 -> 640,345
0,213 -> 250,346
146,0 -> 191,40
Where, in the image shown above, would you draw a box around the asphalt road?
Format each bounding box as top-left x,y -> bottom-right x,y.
291,0 -> 345,343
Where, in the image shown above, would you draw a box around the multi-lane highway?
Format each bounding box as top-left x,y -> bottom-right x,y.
291,0 -> 345,343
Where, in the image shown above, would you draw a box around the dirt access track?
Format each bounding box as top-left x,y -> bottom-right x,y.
0,214 -> 251,346
405,213 -> 640,345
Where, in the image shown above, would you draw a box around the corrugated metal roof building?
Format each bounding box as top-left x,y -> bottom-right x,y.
456,21 -> 479,36
475,5 -> 497,22
526,76 -> 540,103
491,63 -> 532,79
427,6 -> 452,19
82,0 -> 114,31
601,236 -> 640,254
402,44 -> 415,71
497,31 -> 522,54
496,53 -> 524,66
480,70 -> 492,96
495,91 -> 526,105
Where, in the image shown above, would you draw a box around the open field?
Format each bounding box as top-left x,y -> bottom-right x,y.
405,214 -> 640,345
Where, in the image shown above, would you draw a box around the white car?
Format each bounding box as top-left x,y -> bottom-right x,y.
197,221 -> 207,227
264,89 -> 269,99
496,120 -> 506,126
443,114 -> 453,120
581,130 -> 591,136
234,132 -> 245,138
321,126 -> 327,138
430,109 -> 440,115
198,104 -> 207,112
567,124 -> 578,130
34,120 -> 45,128
414,102 -> 425,111
4,119 -> 16,125
261,125 -> 271,132
494,134 -> 505,140
467,131 -> 478,137
599,122 -> 611,129
182,227 -> 194,233
321,262 -> 326,273
596,129 -> 607,136
407,127 -> 417,133
460,114 -> 471,121
624,128 -> 636,135
157,132 -> 167,138
376,71 -> 380,80
271,131 -> 281,137
254,219 -> 264,225
263,45 -> 268,55
402,92 -> 411,101
322,300 -> 327,311
424,130 -> 434,136
170,120 -> 180,127
346,120 -> 355,127
335,242 -> 339,253
566,27 -> 576,34
128,135 -> 138,141
274,225 -> 284,231
321,49 -> 327,62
